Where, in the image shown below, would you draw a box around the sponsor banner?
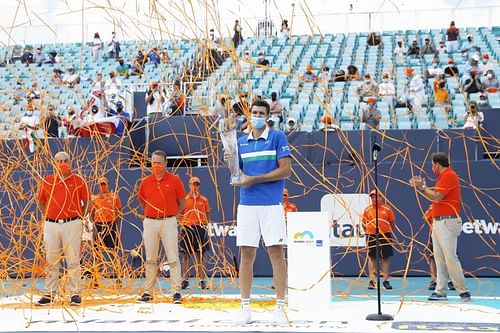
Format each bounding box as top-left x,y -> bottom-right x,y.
287,212 -> 331,312
320,193 -> 369,247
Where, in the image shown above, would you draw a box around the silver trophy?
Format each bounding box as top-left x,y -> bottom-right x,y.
220,127 -> 241,185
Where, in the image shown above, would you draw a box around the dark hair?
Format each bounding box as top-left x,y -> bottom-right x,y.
250,99 -> 270,115
432,153 -> 450,167
152,150 -> 167,162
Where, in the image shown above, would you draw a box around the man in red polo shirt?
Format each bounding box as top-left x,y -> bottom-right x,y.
361,190 -> 395,290
36,151 -> 90,306
179,176 -> 210,290
410,152 -> 470,302
138,150 -> 186,303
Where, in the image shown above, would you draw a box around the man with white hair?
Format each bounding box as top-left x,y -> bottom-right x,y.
36,151 -> 90,306
404,67 -> 425,113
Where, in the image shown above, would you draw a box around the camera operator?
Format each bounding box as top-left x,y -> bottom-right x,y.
463,101 -> 484,130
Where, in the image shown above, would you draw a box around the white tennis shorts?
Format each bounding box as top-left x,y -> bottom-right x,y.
236,204 -> 287,247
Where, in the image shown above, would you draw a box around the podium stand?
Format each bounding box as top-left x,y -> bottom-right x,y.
287,212 -> 331,312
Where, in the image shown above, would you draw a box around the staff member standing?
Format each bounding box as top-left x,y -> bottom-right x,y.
91,177 -> 122,279
137,150 -> 185,303
410,152 -> 471,302
361,190 -> 395,290
282,188 -> 298,216
180,176 -> 210,290
36,151 -> 90,306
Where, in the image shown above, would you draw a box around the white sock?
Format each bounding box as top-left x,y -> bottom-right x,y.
276,299 -> 285,307
241,298 -> 250,308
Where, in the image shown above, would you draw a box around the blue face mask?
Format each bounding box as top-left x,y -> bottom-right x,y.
251,116 -> 267,129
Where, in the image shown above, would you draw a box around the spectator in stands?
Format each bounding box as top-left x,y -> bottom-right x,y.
280,20 -> 290,39
346,65 -> 361,81
479,54 -> 493,76
131,50 -> 147,76
108,101 -> 130,136
299,64 -> 317,82
233,20 -> 243,48
116,58 -> 130,78
256,50 -> 269,68
269,92 -> 283,125
19,107 -> 40,153
444,58 -> 459,77
62,67 -> 81,87
404,67 -> 425,113
92,32 -> 104,61
394,40 -> 406,65
232,93 -> 249,118
318,66 -> 331,86
319,114 -> 339,131
168,82 -> 185,116
47,51 -> 58,64
239,51 -> 252,77
407,40 -> 420,59
91,72 -> 105,92
361,190 -> 395,290
43,104 -> 62,138
463,101 -> 484,129
334,69 -> 347,82
145,81 -> 166,115
378,73 -> 395,98
420,37 -> 436,56
361,98 -> 381,130
20,48 -> 33,66
465,54 -> 481,77
482,70 -> 499,91
215,95 -> 231,126
425,57 -> 444,79
283,188 -> 298,216
367,32 -> 381,47
33,48 -> 46,66
446,21 -> 460,53
356,74 -> 378,101
160,48 -> 170,64
104,70 -> 122,99
148,47 -> 161,66
463,69 -> 482,97
433,78 -> 451,113
108,31 -> 120,59
285,117 -> 299,132
28,82 -> 41,100
478,93 -> 490,108
461,34 -> 480,59
437,40 -> 447,55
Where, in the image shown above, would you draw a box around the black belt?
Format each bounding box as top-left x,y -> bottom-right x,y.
434,215 -> 460,221
145,215 -> 176,220
46,217 -> 80,224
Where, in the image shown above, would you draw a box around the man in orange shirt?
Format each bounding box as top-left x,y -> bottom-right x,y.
361,190 -> 395,290
91,177 -> 122,280
35,151 -> 90,306
137,150 -> 186,303
179,176 -> 210,290
411,152 -> 470,302
283,188 -> 298,216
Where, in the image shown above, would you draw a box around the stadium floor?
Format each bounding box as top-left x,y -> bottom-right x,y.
0,277 -> 498,333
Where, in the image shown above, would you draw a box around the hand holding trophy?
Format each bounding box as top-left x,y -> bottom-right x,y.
219,114 -> 241,185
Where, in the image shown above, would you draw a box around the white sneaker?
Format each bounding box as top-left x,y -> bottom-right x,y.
235,306 -> 252,325
271,305 -> 288,326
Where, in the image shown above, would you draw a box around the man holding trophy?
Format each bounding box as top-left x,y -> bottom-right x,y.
222,99 -> 291,326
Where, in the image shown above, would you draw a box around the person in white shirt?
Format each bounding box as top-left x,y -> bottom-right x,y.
145,81 -> 166,115
62,67 -> 81,87
318,66 -> 331,87
436,40 -> 447,55
92,32 -> 104,61
478,54 -> 493,77
425,58 -> 444,79
280,20 -> 290,39
404,67 -> 425,113
19,109 -> 40,153
108,31 -> 120,59
92,72 -> 105,92
394,40 -> 406,66
463,101 -> 484,129
239,51 -> 252,78
378,73 -> 395,97
104,70 -> 122,100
